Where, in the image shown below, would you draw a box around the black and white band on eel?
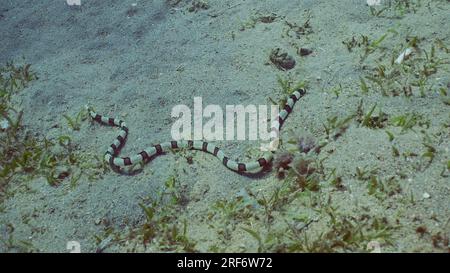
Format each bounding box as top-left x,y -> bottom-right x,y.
86,88 -> 306,173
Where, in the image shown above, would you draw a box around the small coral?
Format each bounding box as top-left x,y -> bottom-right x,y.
0,118 -> 9,130
290,155 -> 320,191
273,151 -> 294,178
188,0 -> 209,12
288,130 -> 322,155
297,134 -> 317,154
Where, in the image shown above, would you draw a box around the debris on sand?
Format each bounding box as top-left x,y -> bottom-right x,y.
269,48 -> 296,70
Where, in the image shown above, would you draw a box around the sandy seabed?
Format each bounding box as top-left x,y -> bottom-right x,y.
0,0 -> 449,252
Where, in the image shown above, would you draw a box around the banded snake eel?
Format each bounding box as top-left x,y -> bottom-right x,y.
86,88 -> 306,173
